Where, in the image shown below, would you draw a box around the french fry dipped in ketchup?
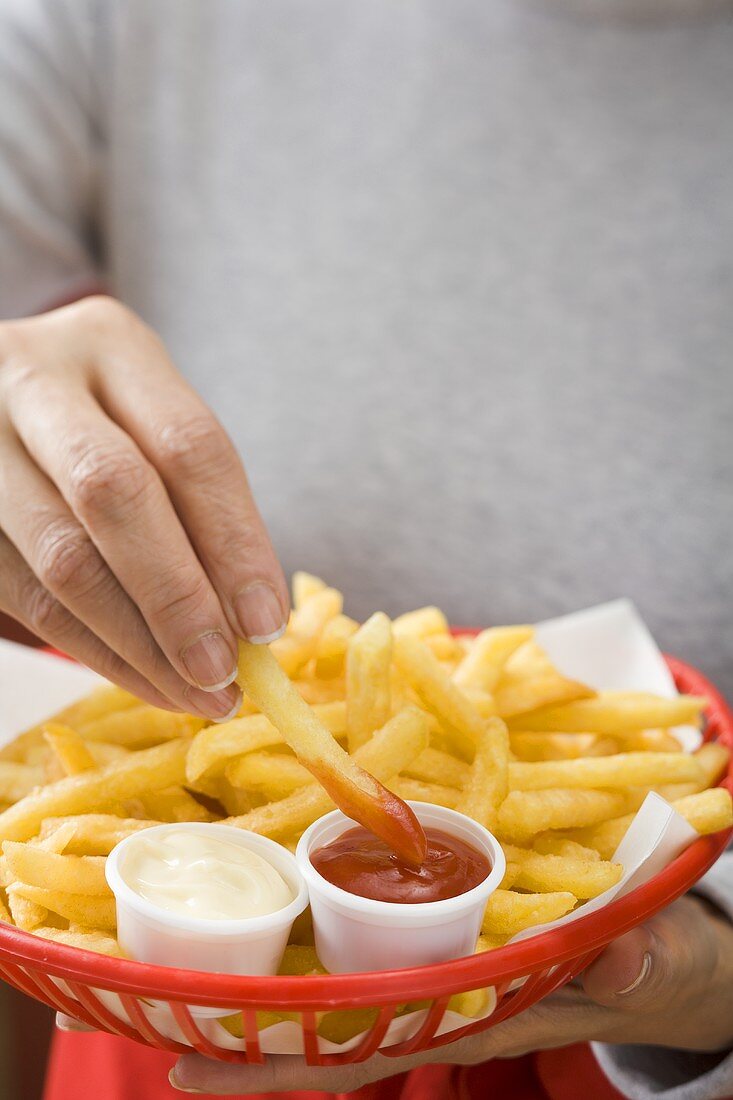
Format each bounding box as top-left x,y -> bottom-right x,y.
237,641 -> 427,866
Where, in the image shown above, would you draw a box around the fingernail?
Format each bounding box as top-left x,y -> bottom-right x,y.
234,582 -> 286,643
185,683 -> 242,722
168,1068 -> 205,1093
181,631 -> 237,690
617,951 -> 652,995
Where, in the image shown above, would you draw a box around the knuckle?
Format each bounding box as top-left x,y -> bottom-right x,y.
67,440 -> 154,520
24,582 -> 70,639
144,566 -> 213,627
36,522 -> 106,599
156,413 -> 233,479
71,294 -> 131,330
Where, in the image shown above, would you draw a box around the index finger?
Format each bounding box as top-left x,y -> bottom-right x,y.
96,353 -> 290,644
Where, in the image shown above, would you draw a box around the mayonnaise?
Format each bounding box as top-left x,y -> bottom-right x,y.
121,829 -> 294,920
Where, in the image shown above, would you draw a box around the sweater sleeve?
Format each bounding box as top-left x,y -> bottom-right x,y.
0,0 -> 102,319
593,852 -> 733,1100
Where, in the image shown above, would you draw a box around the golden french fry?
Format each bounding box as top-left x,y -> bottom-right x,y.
292,572 -> 327,609
614,729 -> 684,752
346,613 -> 392,753
498,788 -> 631,843
7,887 -> 47,930
278,944 -> 326,975
392,607 -> 449,638
39,815 -> 159,856
226,753 -> 309,800
532,836 -> 601,861
3,842 -> 109,896
390,778 -> 461,810
476,933 -> 508,951
495,675 -> 594,719
694,743 -> 731,787
294,678 -> 347,705
509,732 -> 620,762
11,883 -> 116,931
0,762 -> 43,803
566,787 -> 733,860
508,693 -> 707,733
140,787 -> 213,823
315,615 -> 359,679
224,706 -> 429,842
0,685 -> 140,763
0,891 -> 10,923
448,986 -> 492,1018
508,752 -> 703,791
424,635 -> 464,662
44,723 -> 96,776
456,718 -> 510,831
78,707 -> 203,748
482,889 -> 576,935
271,589 -> 344,678
186,702 -> 346,784
393,635 -> 487,758
403,747 -> 469,789
237,642 -> 426,864
33,926 -> 122,956
0,738 -> 190,843
453,626 -> 534,693
503,845 -> 622,898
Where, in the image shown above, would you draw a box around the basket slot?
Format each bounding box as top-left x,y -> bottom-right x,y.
241,1008 -> 265,1064
318,1004 -> 398,1067
168,1002 -> 263,1064
380,995 -> 450,1058
64,980 -> 147,1042
301,1010 -> 321,1065
119,993 -> 190,1054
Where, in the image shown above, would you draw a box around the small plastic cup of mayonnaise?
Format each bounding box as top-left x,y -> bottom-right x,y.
296,802 -> 506,974
106,822 -> 308,1013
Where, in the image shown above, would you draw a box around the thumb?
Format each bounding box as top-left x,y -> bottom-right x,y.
581,899 -> 716,1012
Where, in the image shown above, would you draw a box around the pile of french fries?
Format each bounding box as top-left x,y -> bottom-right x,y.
0,572 -> 731,1034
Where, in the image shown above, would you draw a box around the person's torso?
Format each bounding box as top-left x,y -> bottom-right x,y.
98,0 -> 733,688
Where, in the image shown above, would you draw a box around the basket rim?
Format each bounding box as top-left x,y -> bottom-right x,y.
0,648 -> 730,1010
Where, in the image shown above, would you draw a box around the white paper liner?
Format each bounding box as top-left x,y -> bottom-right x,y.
0,600 -> 707,1053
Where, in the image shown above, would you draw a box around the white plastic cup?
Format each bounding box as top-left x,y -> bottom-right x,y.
106,822 -> 308,1013
296,802 -> 506,974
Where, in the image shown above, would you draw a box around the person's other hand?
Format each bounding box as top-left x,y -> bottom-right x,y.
0,297 -> 289,720
171,895 -> 733,1094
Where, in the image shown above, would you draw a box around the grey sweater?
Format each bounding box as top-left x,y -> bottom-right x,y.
0,2 -> 731,1096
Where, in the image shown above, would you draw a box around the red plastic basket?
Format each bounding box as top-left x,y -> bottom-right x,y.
0,653 -> 730,1065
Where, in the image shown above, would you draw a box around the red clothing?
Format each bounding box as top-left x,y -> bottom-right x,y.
44,1030 -> 627,1100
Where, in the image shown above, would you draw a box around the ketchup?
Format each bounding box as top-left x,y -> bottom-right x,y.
311,826 -> 491,903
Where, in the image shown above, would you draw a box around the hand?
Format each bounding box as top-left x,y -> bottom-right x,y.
170,896 -> 733,1094
0,297 -> 289,720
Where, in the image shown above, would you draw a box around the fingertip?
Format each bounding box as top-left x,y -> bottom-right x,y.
233,581 -> 288,643
582,925 -> 654,1004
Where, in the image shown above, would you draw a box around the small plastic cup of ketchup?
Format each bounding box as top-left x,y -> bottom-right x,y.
296,802 -> 506,973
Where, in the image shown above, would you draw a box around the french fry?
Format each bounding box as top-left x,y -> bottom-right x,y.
237,642 -> 427,864
0,763 -> 43,803
503,846 -> 622,898
346,613 -> 392,752
498,788 -> 631,843
39,815 -> 160,856
508,693 -> 707,733
403,747 -> 469,789
224,706 -> 430,843
292,572 -> 327,609
271,588 -> 343,677
566,788 -> 733,860
392,635 -> 487,758
495,675 -> 594,720
476,933 -> 508,951
456,718 -> 510,831
315,615 -> 359,679
10,883 -> 116,931
0,891 -> 10,923
7,887 -> 47,930
3,842 -> 109,896
532,836 -> 601,861
392,607 -> 449,638
482,889 -> 576,935
0,685 -> 140,763
294,679 -> 347,706
448,985 -> 492,1018
78,707 -> 204,748
33,926 -> 122,956
226,753 -> 309,800
453,626 -> 534,693
186,702 -> 346,783
424,635 -> 464,662
509,733 -> 618,762
508,752 -> 703,791
140,786 -> 214,823
0,738 -> 190,843
390,778 -> 461,810
43,723 -> 96,776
